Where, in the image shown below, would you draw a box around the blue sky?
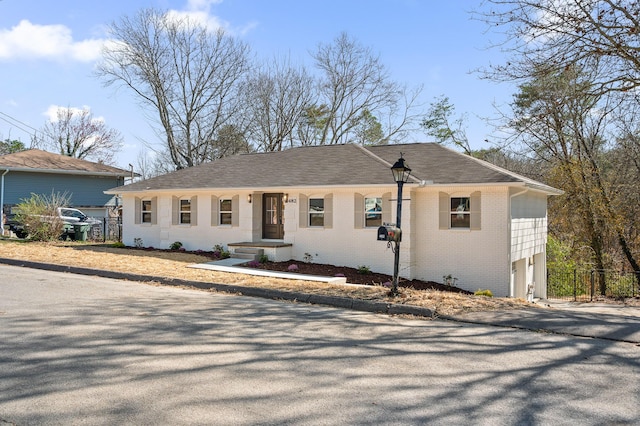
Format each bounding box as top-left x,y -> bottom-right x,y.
0,0 -> 514,169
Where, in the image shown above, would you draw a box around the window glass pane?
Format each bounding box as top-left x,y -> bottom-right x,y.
180,213 -> 191,224
220,199 -> 232,212
309,198 -> 324,212
365,197 -> 382,227
266,197 -> 277,225
451,197 -> 469,212
309,214 -> 324,227
142,200 -> 151,211
451,213 -> 470,228
220,213 -> 232,225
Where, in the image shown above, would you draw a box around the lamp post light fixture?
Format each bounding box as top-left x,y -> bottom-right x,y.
390,154 -> 411,296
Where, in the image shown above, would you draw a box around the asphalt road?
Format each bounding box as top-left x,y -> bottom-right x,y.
0,264 -> 638,425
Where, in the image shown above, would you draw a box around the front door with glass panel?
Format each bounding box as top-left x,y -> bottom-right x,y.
262,193 -> 284,239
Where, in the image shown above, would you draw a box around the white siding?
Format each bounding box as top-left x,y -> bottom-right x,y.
510,190 -> 548,299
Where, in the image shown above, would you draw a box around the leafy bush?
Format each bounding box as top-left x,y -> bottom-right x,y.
474,289 -> 493,297
247,260 -> 260,268
357,265 -> 371,275
212,244 -> 230,259
111,241 -> 126,248
287,264 -> 299,271
170,241 -> 183,250
14,192 -> 71,241
133,237 -> 144,248
258,254 -> 269,264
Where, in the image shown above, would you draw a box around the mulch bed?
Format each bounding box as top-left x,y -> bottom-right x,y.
244,259 -> 472,294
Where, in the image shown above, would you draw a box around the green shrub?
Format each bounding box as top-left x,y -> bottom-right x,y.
170,241 -> 183,250
14,192 -> 71,241
213,244 -> 230,259
474,289 -> 493,297
111,241 -> 126,248
259,254 -> 269,264
357,265 -> 371,275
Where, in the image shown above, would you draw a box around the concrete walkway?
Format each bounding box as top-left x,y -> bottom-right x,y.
189,260 -> 348,284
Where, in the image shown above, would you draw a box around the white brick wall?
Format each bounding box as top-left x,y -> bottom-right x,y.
121,184 -> 551,298
412,186 -> 511,296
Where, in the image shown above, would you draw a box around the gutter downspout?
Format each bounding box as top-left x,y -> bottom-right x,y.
508,188 -> 529,297
1,169 -> 9,228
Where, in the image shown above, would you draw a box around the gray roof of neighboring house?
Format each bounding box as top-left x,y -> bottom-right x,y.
0,149 -> 132,177
107,143 -> 561,194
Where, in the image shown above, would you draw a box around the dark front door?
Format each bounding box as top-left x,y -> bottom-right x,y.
263,193 -> 284,239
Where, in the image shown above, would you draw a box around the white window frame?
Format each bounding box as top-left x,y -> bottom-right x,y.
450,197 -> 470,229
219,198 -> 232,225
309,198 -> 325,227
439,191 -> 481,231
179,198 -> 192,224
364,196 -> 382,228
141,199 -> 152,224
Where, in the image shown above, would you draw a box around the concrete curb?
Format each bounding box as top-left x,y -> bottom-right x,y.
0,257 -> 434,319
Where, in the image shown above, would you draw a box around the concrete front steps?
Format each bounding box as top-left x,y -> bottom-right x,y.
230,247 -> 264,262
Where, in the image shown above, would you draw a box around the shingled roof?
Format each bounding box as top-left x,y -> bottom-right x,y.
108,143 -> 560,194
0,149 -> 132,176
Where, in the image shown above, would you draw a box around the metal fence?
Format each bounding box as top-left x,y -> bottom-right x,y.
547,269 -> 640,301
87,217 -> 122,242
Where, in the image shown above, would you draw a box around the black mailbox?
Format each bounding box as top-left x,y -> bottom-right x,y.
377,225 -> 401,242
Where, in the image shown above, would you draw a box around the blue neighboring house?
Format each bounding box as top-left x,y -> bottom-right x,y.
0,149 -> 133,221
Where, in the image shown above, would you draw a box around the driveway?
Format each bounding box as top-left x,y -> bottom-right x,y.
451,299 -> 640,344
0,265 -> 638,425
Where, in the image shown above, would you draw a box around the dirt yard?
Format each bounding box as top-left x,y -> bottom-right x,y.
0,239 -> 538,316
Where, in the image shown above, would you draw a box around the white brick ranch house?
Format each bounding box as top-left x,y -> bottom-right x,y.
105,143 -> 562,298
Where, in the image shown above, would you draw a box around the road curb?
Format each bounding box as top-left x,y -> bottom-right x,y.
0,257 -> 436,319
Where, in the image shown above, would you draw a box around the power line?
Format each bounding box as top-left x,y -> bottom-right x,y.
0,111 -> 40,139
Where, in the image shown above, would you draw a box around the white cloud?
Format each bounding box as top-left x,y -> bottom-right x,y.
165,9 -> 227,32
0,20 -> 106,62
166,0 -> 256,35
186,0 -> 223,11
44,105 -> 104,123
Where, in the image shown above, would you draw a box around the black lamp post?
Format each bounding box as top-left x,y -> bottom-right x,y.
390,155 -> 411,296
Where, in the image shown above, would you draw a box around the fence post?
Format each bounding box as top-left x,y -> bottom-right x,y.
590,270 -> 595,301
573,269 -> 577,301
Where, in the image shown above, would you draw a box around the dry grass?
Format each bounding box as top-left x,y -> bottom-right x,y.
0,239 -> 538,317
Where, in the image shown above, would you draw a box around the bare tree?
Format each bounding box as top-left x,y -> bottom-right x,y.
243,58 -> 315,152
478,0 -> 640,95
37,107 -> 123,164
96,8 -> 251,169
310,32 -> 421,145
510,65 -> 640,280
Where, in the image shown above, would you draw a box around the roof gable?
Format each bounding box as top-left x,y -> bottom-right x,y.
0,149 -> 131,176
